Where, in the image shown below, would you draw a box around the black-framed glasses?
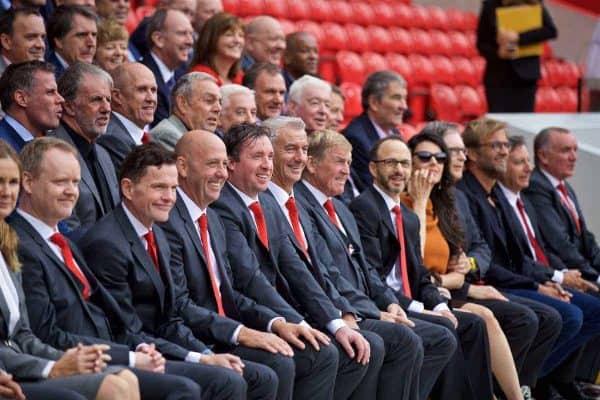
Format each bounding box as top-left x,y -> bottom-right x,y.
414,151 -> 447,163
371,158 -> 411,168
447,147 -> 468,157
479,141 -> 510,151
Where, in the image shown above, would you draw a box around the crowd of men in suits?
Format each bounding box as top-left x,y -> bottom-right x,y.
0,0 -> 598,399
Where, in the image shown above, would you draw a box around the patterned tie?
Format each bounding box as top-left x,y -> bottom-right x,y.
166,76 -> 176,92
516,199 -> 550,266
50,233 -> 91,300
141,131 -> 151,144
198,214 -> 225,316
285,197 -> 308,253
144,231 -> 160,272
557,182 -> 581,235
391,205 -> 412,298
323,199 -> 340,228
249,202 -> 269,249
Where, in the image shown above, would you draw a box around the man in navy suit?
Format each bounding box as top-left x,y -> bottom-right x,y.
0,8 -> 46,76
342,70 -> 406,192
78,142 -> 278,399
0,61 -> 63,152
161,130 -> 338,400
141,9 -> 193,127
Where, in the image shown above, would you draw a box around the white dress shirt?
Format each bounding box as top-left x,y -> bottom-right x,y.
150,52 -> 175,85
301,180 -> 347,237
112,112 -> 147,145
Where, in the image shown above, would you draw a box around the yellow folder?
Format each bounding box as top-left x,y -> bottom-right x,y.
496,4 -> 543,58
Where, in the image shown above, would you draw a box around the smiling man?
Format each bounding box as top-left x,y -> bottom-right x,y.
287,75 -> 331,134
219,84 -> 257,135
242,63 -> 286,121
242,16 -> 285,70
50,62 -> 120,237
0,8 -> 46,75
282,32 -> 318,89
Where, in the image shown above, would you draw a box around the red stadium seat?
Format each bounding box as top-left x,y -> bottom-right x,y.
295,21 -> 324,46
535,87 -> 561,113
125,11 -> 140,34
452,56 -> 478,86
352,2 -> 375,26
538,63 -> 551,87
397,124 -> 418,141
362,52 -> 389,77
463,11 -> 478,32
340,82 -> 363,118
409,5 -> 429,29
389,27 -> 413,54
367,26 -> 392,54
556,87 -> 578,112
446,9 -> 465,31
472,56 -> 486,84
321,23 -> 348,51
455,85 -> 485,119
563,61 -> 580,87
336,51 -> 365,84
408,54 -> 435,85
465,32 -> 478,57
428,6 -> 449,31
430,84 -> 461,122
237,0 -> 263,16
429,30 -> 452,56
135,5 -> 155,21
410,29 -> 434,55
372,2 -> 395,27
344,24 -> 369,52
329,1 -> 353,25
222,0 -> 238,13
263,0 -> 287,18
393,3 -> 413,28
279,19 -> 296,36
286,0 -> 309,21
308,1 -> 332,23
385,53 -> 413,86
430,55 -> 456,85
448,31 -> 470,57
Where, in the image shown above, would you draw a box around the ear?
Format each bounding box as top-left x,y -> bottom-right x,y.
120,178 -> 133,201
305,155 -> 318,174
0,33 -> 11,51
175,156 -> 187,178
174,95 -> 187,115
368,160 -> 377,180
286,100 -> 297,116
367,94 -> 379,113
151,31 -> 164,49
62,100 -> 77,117
53,37 -> 64,52
13,89 -> 28,108
20,171 -> 34,195
111,88 -> 122,107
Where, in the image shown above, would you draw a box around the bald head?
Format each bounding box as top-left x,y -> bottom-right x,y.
194,0 -> 222,31
284,31 -> 318,78
111,62 -> 158,128
175,130 -> 228,208
244,16 -> 285,65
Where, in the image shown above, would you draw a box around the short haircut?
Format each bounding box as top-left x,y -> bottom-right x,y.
58,62 -> 112,103
508,135 -> 526,151
288,75 -> 330,104
47,5 -> 98,50
145,8 -> 168,50
420,121 -> 460,139
462,117 -> 507,149
0,7 -> 42,39
331,85 -> 345,102
262,116 -> 305,141
242,62 -> 281,89
368,135 -> 405,162
20,136 -> 77,177
171,71 -> 216,107
0,60 -> 55,111
97,18 -> 128,47
361,70 -> 406,111
224,123 -> 272,161
307,129 -> 351,162
533,126 -> 570,165
221,84 -> 254,109
119,142 -> 176,183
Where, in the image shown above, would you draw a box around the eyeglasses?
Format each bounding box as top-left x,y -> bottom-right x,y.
479,141 -> 510,151
447,147 -> 468,157
414,151 -> 447,163
372,158 -> 411,169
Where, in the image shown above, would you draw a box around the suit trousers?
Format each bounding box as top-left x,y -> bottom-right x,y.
16,382 -> 87,400
131,368 -> 202,400
485,85 -> 537,113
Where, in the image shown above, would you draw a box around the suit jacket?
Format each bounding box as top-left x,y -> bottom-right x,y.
9,212 -> 139,366
342,113 -> 399,192
141,54 -> 184,127
211,183 -> 339,328
50,125 -> 120,237
348,185 -> 448,309
455,171 -> 538,290
294,182 -> 399,310
149,114 -> 188,152
524,167 -> 600,280
46,51 -> 66,78
97,114 -> 138,172
77,204 -> 209,359
0,257 -> 63,381
0,118 -> 27,152
160,196 -> 281,344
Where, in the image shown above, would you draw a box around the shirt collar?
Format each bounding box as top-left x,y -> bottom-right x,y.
150,52 -> 174,84
267,181 -> 293,206
4,114 -> 35,142
497,182 -> 520,207
177,187 -> 205,222
17,209 -> 58,240
64,122 -> 94,158
227,181 -> 258,207
301,179 -> 329,206
122,203 -> 151,237
54,52 -> 69,69
368,115 -> 393,138
112,112 -> 146,145
540,168 -> 562,188
372,183 -> 400,211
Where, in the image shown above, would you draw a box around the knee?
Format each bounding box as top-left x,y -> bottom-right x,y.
117,370 -> 139,390
272,353 -> 296,382
315,342 -> 339,372
226,370 -> 248,399
97,374 -> 131,400
176,377 -> 202,400
439,327 -> 457,358
561,306 -> 583,334
362,331 -> 385,368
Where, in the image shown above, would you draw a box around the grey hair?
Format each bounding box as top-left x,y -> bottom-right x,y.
220,84 -> 255,110
288,75 -> 331,104
58,62 -> 113,103
262,116 -> 306,140
361,70 -> 406,111
533,126 -> 570,165
171,71 -> 216,106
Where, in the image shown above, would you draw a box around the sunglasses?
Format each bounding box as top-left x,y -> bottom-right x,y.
414,151 -> 447,163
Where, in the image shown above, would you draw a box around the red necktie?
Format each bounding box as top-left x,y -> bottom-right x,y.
557,182 -> 581,235
144,231 -> 160,272
516,199 -> 550,266
50,233 -> 91,300
141,131 -> 151,143
285,197 -> 308,253
323,199 -> 340,228
198,214 -> 225,316
249,202 -> 269,249
391,205 -> 412,298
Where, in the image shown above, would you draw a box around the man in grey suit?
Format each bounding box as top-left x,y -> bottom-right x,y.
150,72 -> 222,150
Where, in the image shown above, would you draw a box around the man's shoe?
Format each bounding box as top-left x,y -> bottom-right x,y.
553,382 -> 597,400
577,381 -> 600,398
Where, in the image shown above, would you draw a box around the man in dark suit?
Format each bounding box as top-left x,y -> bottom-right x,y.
97,62 -> 158,171
50,63 -> 120,237
242,62 -> 287,122
141,9 -> 193,127
342,70 -> 406,192
78,142 -> 278,399
496,135 -> 600,399
11,136 -> 204,399
161,130 -> 339,400
0,8 -> 46,76
0,61 -> 63,152
266,118 -> 457,400
211,123 -> 404,400
46,6 -> 98,78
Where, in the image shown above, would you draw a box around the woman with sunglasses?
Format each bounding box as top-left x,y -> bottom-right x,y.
401,127 -> 525,400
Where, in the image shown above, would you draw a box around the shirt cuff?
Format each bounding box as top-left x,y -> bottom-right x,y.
185,350 -> 212,363
128,351 -> 136,368
552,270 -> 565,284
407,300 -> 425,313
42,361 -> 55,378
231,325 -> 243,345
267,317 -> 285,333
300,320 -> 311,329
135,343 -> 149,352
433,303 -> 450,312
326,319 -> 347,335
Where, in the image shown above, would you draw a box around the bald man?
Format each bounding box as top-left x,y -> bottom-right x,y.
241,16 -> 286,70
282,31 -> 318,89
194,0 -> 223,32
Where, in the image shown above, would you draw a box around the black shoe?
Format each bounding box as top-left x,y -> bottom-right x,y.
553,382 -> 597,400
577,381 -> 600,398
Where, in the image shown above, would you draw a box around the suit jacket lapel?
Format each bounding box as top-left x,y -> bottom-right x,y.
176,198 -> 210,270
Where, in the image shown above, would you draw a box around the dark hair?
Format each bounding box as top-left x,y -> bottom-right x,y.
146,8 -> 168,49
119,142 -> 176,183
47,5 -> 98,50
361,70 -> 405,112
331,85 -> 345,102
508,135 -> 526,151
368,135 -> 405,162
224,123 -> 271,161
0,60 -> 55,111
190,12 -> 244,81
422,121 -> 460,139
58,62 -> 112,103
533,126 -> 569,165
407,131 -> 464,254
242,62 -> 281,89
0,7 -> 42,39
